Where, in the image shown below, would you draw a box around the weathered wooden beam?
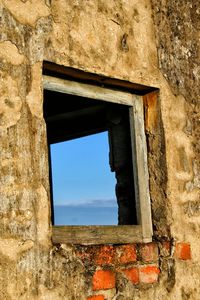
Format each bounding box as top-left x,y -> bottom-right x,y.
52,225 -> 143,245
129,96 -> 153,242
43,75 -> 133,106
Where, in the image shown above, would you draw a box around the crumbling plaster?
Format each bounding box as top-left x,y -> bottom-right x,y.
0,0 -> 199,299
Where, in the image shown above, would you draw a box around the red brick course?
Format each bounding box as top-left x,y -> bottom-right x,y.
75,240 -> 191,293
92,270 -> 116,291
116,244 -> 137,264
139,265 -> 160,284
175,242 -> 191,260
95,246 -> 115,266
139,243 -> 158,262
87,295 -> 105,300
121,267 -> 139,284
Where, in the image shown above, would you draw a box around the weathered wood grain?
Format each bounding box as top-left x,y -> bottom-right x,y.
129,96 -> 153,242
43,75 -> 133,106
52,225 -> 142,245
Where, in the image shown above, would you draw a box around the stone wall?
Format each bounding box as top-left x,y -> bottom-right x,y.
0,0 -> 199,299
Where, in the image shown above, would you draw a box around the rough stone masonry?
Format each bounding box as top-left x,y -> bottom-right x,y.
0,0 -> 199,299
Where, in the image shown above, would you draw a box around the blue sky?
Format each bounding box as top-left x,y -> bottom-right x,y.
50,131 -> 117,207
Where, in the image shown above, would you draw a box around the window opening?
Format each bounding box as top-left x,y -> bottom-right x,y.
43,89 -> 137,226
50,132 -> 118,225
43,70 -> 153,244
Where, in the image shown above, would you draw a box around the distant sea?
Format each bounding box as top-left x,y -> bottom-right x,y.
54,205 -> 118,225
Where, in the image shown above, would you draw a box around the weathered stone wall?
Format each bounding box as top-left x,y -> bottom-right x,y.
150,1 -> 200,298
0,0 -> 199,299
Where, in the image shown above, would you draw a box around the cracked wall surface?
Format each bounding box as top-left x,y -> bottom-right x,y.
0,0 -> 199,299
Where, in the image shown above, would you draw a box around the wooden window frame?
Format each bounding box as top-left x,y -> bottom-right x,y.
43,74 -> 153,245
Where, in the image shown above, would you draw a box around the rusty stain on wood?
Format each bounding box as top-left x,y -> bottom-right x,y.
143,91 -> 159,133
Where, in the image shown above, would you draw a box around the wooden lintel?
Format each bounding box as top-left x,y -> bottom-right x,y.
43,75 -> 134,106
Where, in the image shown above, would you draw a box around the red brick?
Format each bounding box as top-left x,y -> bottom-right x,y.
139,243 -> 158,262
95,246 -> 115,266
116,244 -> 137,264
175,243 -> 191,260
121,267 -> 139,284
92,270 -> 115,291
87,295 -> 105,300
139,265 -> 160,284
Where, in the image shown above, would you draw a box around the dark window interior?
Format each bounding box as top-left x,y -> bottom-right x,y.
43,89 -> 137,225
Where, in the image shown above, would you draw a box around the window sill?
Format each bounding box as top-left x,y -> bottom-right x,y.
52,225 -> 145,245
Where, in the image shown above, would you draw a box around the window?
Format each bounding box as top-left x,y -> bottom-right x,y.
43,63 -> 154,244
50,132 -> 118,226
